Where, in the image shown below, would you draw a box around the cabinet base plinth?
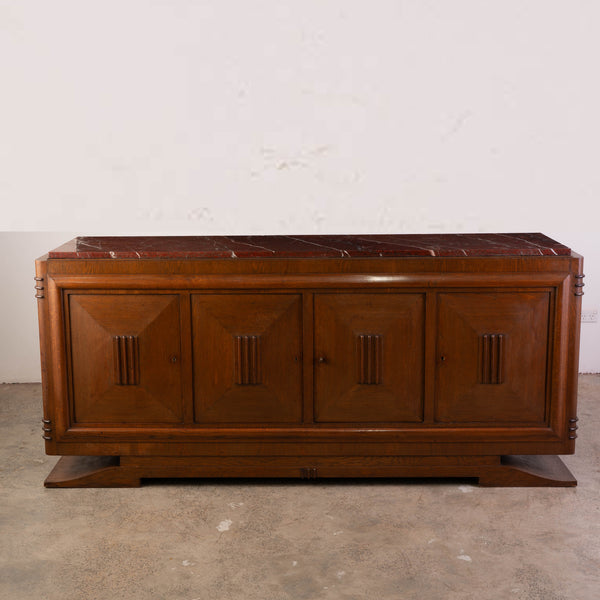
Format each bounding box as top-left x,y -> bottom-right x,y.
44,455 -> 576,488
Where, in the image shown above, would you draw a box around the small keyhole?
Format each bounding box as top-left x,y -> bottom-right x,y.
440,356 -> 446,362
170,355 -> 178,363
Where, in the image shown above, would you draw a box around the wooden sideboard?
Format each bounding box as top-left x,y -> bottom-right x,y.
35,234 -> 583,487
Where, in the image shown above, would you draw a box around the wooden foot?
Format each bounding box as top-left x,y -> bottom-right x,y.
477,455 -> 576,487
43,454 -> 576,488
44,456 -> 141,488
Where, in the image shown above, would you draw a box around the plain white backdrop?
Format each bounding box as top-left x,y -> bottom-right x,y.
1,1 -> 598,380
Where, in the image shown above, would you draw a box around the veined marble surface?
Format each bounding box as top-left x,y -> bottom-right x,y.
47,233 -> 571,259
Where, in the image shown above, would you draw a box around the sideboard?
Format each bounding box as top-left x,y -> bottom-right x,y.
35,233 -> 583,487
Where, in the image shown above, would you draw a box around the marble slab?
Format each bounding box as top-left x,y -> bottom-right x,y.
47,233 -> 571,259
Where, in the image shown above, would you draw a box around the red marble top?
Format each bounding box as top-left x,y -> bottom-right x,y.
47,233 -> 571,259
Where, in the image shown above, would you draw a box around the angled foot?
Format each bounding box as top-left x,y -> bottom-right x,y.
44,456 -> 142,488
478,455 -> 576,487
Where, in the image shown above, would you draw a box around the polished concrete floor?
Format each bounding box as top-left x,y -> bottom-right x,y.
1,377 -> 599,600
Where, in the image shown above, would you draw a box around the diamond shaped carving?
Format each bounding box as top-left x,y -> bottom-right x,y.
436,292 -> 549,423
192,294 -> 302,423
68,294 -> 183,424
314,294 -> 425,423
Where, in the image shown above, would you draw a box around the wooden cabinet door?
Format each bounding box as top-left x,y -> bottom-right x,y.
68,294 -> 183,424
191,294 -> 303,423
435,292 -> 551,424
314,293 -> 425,423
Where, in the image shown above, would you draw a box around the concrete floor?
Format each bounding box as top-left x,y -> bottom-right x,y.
1,378 -> 599,600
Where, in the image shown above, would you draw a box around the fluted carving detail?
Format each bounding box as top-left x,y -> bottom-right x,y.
113,335 -> 139,385
234,335 -> 261,385
479,333 -> 505,384
357,334 -> 382,385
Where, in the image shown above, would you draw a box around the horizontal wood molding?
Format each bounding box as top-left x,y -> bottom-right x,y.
58,424 -> 561,443
46,255 -> 574,276
49,272 -> 568,291
48,440 -> 574,462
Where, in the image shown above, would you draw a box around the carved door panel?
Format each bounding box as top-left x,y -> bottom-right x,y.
314,293 -> 425,423
191,294 -> 303,423
435,292 -> 551,424
68,294 -> 183,424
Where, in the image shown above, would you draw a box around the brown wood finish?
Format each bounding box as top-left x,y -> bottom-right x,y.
191,294 -> 303,424
435,292 -> 550,424
35,234 -> 583,487
314,293 -> 424,423
67,294 -> 183,424
44,454 -> 575,488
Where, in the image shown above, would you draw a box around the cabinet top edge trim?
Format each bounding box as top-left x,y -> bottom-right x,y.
42,256 -> 577,277
47,272 -> 570,290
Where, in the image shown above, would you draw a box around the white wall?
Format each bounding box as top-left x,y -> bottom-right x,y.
0,233 -> 76,383
1,1 -> 599,380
